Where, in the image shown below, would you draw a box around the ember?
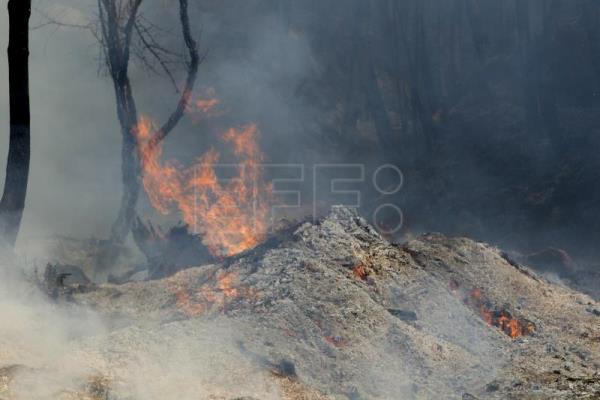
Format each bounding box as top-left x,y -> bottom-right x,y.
173,271 -> 255,317
352,264 -> 367,280
451,282 -> 535,338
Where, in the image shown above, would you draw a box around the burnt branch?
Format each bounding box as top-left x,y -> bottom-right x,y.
134,20 -> 179,91
150,0 -> 200,146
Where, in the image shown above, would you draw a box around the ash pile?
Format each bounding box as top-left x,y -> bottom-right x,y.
1,207 -> 599,399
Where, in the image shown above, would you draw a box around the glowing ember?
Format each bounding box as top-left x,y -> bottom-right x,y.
135,117 -> 272,258
450,281 -> 535,338
352,264 -> 367,280
174,271 -> 254,317
175,289 -> 206,317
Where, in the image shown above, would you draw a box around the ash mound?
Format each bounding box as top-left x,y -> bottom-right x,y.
1,207 -> 599,399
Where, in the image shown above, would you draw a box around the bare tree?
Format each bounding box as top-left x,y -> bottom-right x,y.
95,0 -> 199,245
0,0 -> 32,248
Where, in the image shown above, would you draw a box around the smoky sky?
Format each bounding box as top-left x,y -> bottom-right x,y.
0,0 -> 319,244
1,0 -> 600,262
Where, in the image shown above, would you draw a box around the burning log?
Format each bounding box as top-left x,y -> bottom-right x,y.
131,217 -> 214,280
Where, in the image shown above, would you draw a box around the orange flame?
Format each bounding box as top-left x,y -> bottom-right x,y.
186,88 -> 222,122
195,98 -> 220,114
135,117 -> 272,257
450,282 -> 535,338
352,264 -> 367,280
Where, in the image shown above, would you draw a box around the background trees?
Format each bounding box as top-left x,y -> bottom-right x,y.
275,0 -> 600,257
12,0 -> 600,265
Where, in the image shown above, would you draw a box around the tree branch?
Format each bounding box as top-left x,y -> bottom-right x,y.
150,0 -> 200,146
134,20 -> 179,91
123,0 -> 143,64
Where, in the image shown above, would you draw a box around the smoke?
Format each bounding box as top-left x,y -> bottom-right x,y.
0,255 -> 105,398
87,321 -> 282,400
0,0 -> 321,247
0,0 -> 599,274
0,255 -> 284,399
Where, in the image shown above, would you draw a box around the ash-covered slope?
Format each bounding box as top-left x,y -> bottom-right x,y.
2,207 -> 599,399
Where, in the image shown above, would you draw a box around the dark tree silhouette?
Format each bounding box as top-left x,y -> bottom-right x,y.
0,0 -> 31,247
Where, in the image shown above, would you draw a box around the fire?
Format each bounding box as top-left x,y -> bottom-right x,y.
135,117 -> 183,215
174,271 -> 254,317
352,264 -> 367,280
135,117 -> 272,257
195,98 -> 220,114
186,88 -> 222,122
450,281 -> 535,338
175,289 -> 206,317
469,288 -> 535,338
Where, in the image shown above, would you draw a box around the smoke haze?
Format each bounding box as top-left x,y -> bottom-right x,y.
1,0 -> 600,267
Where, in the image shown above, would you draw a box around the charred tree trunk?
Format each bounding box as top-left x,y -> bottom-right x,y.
110,76 -> 140,244
0,0 -> 31,247
98,0 -> 199,248
97,0 -> 142,247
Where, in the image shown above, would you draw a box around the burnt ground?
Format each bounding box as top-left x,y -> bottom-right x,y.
1,206 -> 599,399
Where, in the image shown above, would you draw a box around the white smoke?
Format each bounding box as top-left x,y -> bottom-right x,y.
0,255 -> 282,399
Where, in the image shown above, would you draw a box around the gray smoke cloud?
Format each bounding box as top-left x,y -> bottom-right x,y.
1,0 -> 321,251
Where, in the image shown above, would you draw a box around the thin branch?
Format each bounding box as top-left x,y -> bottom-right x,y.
135,18 -> 184,58
123,0 -> 143,64
134,20 -> 179,91
131,37 -> 163,76
31,7 -> 93,31
150,0 -> 200,146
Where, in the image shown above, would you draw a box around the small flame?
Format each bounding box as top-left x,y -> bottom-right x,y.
186,87 -> 223,122
451,282 -> 535,338
352,264 -> 367,280
195,98 -> 220,114
135,117 -> 272,257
